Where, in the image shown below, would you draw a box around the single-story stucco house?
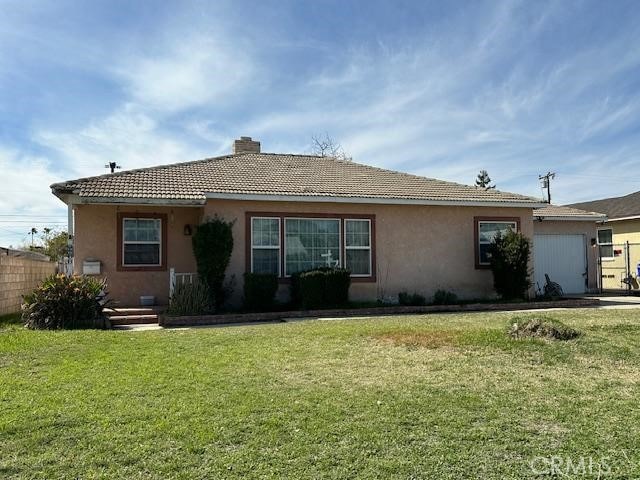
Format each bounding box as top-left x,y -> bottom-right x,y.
52,136 -> 602,306
569,192 -> 640,290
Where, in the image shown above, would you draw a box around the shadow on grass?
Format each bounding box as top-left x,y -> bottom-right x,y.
0,313 -> 22,329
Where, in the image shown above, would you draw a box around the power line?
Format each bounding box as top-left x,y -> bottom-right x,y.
476,169 -> 640,185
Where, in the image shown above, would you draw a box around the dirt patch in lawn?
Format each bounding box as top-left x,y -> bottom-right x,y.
374,330 -> 464,349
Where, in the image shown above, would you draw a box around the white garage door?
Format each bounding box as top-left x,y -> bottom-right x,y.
534,234 -> 586,294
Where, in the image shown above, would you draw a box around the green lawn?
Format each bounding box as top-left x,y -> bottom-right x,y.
1,309 -> 640,479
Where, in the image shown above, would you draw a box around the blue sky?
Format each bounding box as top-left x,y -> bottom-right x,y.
2,0 -> 640,247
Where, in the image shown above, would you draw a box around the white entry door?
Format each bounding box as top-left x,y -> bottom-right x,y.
534,234 -> 587,294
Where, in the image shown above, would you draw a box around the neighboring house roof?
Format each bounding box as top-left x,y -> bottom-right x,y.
0,247 -> 51,262
51,152 -> 546,207
533,205 -> 607,222
568,191 -> 640,221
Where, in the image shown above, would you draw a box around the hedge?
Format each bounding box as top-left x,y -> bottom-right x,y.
293,267 -> 351,309
243,273 -> 278,311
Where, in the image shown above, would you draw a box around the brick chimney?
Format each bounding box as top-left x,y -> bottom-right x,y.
232,136 -> 261,154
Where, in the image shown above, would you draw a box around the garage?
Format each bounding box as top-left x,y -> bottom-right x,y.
534,234 -> 587,294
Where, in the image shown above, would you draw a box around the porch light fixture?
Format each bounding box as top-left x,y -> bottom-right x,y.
183,224 -> 192,236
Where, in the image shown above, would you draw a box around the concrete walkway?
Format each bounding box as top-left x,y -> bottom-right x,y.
580,295 -> 640,309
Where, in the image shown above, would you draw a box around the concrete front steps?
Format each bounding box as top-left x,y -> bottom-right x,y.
105,306 -> 164,326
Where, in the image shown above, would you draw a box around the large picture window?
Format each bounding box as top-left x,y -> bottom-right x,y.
597,228 -> 613,259
122,218 -> 162,266
251,217 -> 280,274
285,218 -> 340,276
476,219 -> 518,266
247,214 -> 375,280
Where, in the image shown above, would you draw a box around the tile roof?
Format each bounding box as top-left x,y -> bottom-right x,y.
533,205 -> 606,220
568,191 -> 640,220
51,152 -> 544,206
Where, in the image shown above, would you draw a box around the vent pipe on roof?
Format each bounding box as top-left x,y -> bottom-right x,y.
232,136 -> 260,154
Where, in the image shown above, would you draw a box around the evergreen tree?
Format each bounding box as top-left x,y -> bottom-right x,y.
475,170 -> 495,189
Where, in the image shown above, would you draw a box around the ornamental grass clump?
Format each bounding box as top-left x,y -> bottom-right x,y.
22,274 -> 110,330
167,282 -> 212,316
509,317 -> 582,341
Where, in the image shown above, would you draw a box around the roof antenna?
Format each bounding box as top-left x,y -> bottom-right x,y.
105,161 -> 121,174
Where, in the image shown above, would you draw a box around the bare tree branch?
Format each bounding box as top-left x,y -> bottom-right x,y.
310,132 -> 352,161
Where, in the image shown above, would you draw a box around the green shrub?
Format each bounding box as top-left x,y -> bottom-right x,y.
22,274 -> 110,329
398,291 -> 427,306
299,270 -> 328,309
290,271 -> 303,307
488,229 -> 531,300
167,282 -> 212,316
432,289 -> 458,305
243,273 -> 278,311
192,216 -> 235,310
509,317 -> 581,341
323,268 -> 351,306
295,267 -> 351,309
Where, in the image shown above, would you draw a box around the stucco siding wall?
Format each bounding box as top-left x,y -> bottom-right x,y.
533,220 -> 599,291
73,204 -> 202,306
0,254 -> 56,315
73,201 -> 534,306
203,200 -> 534,304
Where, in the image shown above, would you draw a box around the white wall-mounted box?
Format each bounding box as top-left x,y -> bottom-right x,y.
140,296 -> 155,306
82,260 -> 101,275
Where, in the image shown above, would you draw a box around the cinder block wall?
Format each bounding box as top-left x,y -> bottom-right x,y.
0,254 -> 56,315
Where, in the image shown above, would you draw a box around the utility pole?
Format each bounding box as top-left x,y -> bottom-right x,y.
539,171 -> 556,203
105,162 -> 121,174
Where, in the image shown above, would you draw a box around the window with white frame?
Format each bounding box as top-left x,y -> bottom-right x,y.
249,216 -> 374,277
122,218 -> 162,266
251,217 -> 280,274
285,218 -> 341,275
597,228 -> 613,259
345,219 -> 371,276
477,220 -> 517,265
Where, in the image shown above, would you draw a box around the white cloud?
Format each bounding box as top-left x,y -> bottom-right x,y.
113,34 -> 254,113
0,148 -> 61,213
35,104 -> 209,179
0,148 -> 66,247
